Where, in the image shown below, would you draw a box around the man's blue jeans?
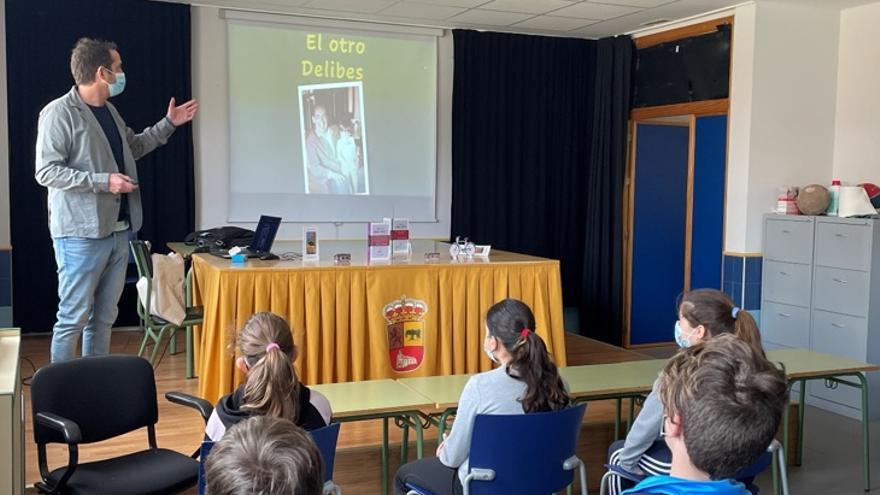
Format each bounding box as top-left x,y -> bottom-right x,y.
51,231 -> 130,362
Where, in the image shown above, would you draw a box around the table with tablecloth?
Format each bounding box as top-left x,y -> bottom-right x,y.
187,240 -> 566,403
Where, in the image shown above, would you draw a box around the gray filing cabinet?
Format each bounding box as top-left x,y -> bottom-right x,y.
761,214 -> 880,420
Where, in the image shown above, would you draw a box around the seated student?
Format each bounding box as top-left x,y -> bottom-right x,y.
205,416 -> 324,495
623,333 -> 787,494
608,288 -> 765,494
393,298 -> 570,495
205,312 -> 331,441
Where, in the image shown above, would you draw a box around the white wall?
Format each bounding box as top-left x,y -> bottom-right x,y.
0,0 -> 10,248
191,6 -> 453,241
832,2 -> 880,184
726,0 -> 840,253
724,3 -> 757,254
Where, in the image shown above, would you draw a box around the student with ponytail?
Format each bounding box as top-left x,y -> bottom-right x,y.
607,288 -> 765,495
205,312 -> 331,441
394,298 -> 570,495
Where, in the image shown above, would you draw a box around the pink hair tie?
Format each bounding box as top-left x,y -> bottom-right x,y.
265,343 -> 280,353
520,328 -> 531,339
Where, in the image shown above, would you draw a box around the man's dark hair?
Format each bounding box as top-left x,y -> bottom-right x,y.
658,333 -> 787,480
70,38 -> 117,85
205,416 -> 324,495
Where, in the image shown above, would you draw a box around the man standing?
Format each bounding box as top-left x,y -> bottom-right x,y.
35,38 -> 198,362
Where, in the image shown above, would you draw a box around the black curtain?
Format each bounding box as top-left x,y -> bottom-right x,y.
6,0 -> 194,333
451,30 -> 633,344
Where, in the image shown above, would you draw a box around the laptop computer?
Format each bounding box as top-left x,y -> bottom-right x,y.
210,215 -> 281,259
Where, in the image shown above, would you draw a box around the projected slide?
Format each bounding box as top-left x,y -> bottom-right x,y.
299,82 -> 368,195
227,19 -> 438,222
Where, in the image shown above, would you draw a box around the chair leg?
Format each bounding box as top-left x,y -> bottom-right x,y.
186,325 -> 194,379
169,327 -> 178,355
148,326 -> 170,365
400,421 -> 410,464
776,443 -> 790,495
138,327 -> 152,357
599,471 -> 612,495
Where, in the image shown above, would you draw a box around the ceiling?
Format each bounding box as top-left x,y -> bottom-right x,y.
177,0 -> 745,38
171,0 -> 880,38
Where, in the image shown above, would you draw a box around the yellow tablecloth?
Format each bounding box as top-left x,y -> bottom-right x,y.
191,241 -> 566,403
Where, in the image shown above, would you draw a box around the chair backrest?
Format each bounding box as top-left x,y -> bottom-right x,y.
467,403 -> 587,494
735,450 -> 772,480
130,239 -> 153,279
197,424 -> 338,493
31,355 -> 158,445
197,441 -> 216,495
308,422 -> 341,483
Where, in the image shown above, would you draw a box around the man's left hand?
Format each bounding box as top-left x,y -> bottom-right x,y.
166,97 -> 199,126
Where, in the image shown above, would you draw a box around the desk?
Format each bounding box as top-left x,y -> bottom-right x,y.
311,379 -> 434,495
766,349 -> 880,491
0,329 -> 23,495
399,360 -> 666,439
400,352 -> 880,491
181,240 -> 566,404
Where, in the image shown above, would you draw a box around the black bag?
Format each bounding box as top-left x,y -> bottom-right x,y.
184,226 -> 254,249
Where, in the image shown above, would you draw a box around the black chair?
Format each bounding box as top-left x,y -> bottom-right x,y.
31,354 -> 213,495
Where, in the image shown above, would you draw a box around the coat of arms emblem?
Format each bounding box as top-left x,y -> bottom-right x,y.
384,296 -> 427,372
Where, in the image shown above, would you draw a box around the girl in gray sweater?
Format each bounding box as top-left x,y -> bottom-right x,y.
607,288 -> 765,495
394,298 -> 570,495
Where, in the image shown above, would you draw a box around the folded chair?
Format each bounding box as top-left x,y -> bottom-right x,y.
130,239 -> 202,377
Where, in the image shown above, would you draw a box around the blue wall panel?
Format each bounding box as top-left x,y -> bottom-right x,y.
630,124 -> 689,345
690,115 -> 727,291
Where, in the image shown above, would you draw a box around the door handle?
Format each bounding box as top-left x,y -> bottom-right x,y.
833,277 -> 848,284
779,271 -> 790,276
831,322 -> 846,329
782,229 -> 792,234
778,313 -> 791,318
835,233 -> 848,238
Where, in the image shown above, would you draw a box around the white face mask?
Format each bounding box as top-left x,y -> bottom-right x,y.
484,335 -> 500,364
102,67 -> 126,97
674,320 -> 700,349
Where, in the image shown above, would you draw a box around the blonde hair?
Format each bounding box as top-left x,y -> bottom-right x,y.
238,312 -> 300,421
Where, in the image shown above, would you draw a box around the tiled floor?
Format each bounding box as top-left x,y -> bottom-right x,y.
755,405 -> 880,494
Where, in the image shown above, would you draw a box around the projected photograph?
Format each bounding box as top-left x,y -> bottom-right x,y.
299,82 -> 369,195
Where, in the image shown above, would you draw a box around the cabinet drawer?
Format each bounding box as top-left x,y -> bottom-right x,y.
813,267 -> 870,317
810,379 -> 862,411
815,220 -> 873,271
809,310 -> 865,411
811,310 -> 867,361
762,261 -> 812,307
764,217 -> 814,264
760,302 -> 810,348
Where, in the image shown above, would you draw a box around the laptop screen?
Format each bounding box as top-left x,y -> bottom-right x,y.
251,215 -> 281,253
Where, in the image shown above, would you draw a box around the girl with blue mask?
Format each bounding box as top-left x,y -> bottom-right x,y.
606,289 -> 765,495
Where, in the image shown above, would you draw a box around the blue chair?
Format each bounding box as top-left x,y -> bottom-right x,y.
197,423 -> 342,495
311,422 -> 342,495
197,441 -> 216,495
598,440 -> 789,495
407,403 -> 588,495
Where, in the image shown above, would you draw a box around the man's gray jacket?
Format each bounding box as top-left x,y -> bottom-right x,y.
35,86 -> 176,238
